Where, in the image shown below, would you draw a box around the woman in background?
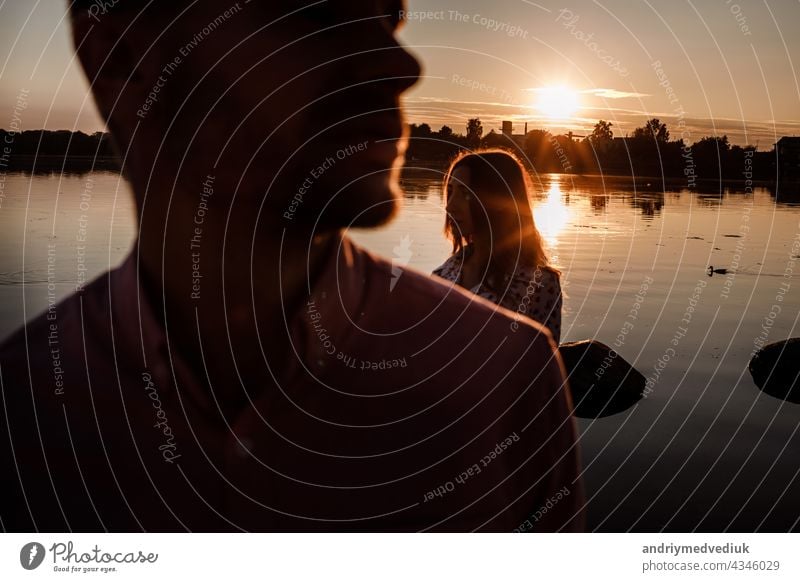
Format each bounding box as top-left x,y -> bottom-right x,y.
433,149 -> 563,343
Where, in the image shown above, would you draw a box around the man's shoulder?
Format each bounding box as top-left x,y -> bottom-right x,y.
350,239 -> 558,354
0,271 -> 113,381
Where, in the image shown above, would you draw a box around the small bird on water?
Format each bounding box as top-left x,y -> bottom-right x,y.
707,265 -> 729,276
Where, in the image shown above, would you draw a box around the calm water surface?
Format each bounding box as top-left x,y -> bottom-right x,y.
1,169 -> 798,531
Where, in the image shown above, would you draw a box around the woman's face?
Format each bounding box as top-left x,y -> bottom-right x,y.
446,166 -> 476,239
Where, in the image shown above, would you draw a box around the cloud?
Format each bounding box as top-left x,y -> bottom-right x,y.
523,87 -> 650,100
581,88 -> 651,99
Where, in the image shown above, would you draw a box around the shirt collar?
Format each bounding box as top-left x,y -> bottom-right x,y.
108,234 -> 369,411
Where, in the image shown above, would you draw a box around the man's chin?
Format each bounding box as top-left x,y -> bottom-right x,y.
254,145 -> 405,231
317,171 -> 400,229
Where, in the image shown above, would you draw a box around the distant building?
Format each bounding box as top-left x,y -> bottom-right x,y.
775,137 -> 800,180
499,121 -> 527,149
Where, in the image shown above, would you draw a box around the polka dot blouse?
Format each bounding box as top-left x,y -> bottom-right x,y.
433,247 -> 563,344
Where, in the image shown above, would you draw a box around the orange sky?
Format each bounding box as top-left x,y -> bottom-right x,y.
1,0 -> 799,147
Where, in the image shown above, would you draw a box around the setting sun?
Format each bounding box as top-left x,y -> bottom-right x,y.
534,86 -> 580,119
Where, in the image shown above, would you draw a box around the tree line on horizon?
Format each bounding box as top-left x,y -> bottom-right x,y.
0,129 -> 118,172
407,118 -> 779,182
0,122 -> 781,182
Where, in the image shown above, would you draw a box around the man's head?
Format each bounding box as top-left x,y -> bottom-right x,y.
69,0 -> 420,230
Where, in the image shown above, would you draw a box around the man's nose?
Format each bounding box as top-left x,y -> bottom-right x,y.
342,21 -> 421,94
389,43 -> 421,94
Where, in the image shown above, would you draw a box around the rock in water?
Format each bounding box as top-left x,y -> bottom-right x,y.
559,340 -> 645,418
749,339 -> 800,404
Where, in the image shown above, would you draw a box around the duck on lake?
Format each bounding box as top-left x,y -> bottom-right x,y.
707,265 -> 729,276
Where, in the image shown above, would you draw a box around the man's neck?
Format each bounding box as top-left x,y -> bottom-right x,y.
137,214 -> 340,410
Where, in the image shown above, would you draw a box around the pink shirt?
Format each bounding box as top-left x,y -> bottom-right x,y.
1,234 -> 584,531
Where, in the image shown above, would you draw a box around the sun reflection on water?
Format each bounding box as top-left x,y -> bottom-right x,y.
532,176 -> 571,246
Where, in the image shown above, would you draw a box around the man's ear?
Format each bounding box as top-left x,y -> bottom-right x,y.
69,11 -> 147,124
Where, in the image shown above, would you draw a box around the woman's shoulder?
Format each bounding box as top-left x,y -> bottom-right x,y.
533,264 -> 560,276
432,246 -> 470,280
513,264 -> 561,286
537,265 -> 561,287
432,254 -> 459,280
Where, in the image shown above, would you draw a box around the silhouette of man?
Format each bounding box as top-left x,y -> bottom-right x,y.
0,0 -> 584,531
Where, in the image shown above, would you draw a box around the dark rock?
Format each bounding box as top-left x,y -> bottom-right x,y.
559,340 -> 645,418
749,339 -> 800,404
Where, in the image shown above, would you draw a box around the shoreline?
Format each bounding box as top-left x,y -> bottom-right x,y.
4,155 -> 795,189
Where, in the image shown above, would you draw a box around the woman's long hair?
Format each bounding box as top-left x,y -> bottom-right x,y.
443,149 -> 556,292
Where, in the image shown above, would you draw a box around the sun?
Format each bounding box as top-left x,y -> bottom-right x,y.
535,86 -> 580,120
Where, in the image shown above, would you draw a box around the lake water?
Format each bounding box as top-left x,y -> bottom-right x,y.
1,169 -> 798,531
